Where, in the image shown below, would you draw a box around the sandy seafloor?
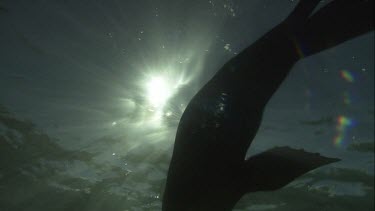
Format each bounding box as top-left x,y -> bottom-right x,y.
0,0 -> 373,210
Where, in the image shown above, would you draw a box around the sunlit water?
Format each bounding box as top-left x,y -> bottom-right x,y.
0,0 -> 373,210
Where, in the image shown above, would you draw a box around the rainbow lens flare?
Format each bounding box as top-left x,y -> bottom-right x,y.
292,38 -> 307,58
340,70 -> 355,83
333,115 -> 355,147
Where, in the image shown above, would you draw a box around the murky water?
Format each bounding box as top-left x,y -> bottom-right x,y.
0,0 -> 373,210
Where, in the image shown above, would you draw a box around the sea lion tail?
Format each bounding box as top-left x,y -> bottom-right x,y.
239,146 -> 340,192
285,0 -> 321,28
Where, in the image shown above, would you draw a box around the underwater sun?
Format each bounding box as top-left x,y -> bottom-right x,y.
146,76 -> 173,109
135,66 -> 191,126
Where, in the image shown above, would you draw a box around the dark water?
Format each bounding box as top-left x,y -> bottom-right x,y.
0,0 -> 373,210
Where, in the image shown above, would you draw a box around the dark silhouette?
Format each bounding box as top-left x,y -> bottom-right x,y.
163,0 -> 374,210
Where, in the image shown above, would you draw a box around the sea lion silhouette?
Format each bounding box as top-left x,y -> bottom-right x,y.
163,0 -> 374,210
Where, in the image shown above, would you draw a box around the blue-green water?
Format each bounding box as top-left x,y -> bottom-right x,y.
0,0 -> 373,210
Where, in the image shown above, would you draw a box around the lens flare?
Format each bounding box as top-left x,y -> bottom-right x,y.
292,37 -> 308,58
340,70 -> 355,83
333,115 -> 355,147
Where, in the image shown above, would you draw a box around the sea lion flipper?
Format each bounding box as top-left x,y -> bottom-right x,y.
285,0 -> 321,28
241,146 -> 340,192
295,0 -> 374,58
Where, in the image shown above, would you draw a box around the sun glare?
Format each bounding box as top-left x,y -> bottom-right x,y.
146,76 -> 173,108
137,68 -> 191,125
